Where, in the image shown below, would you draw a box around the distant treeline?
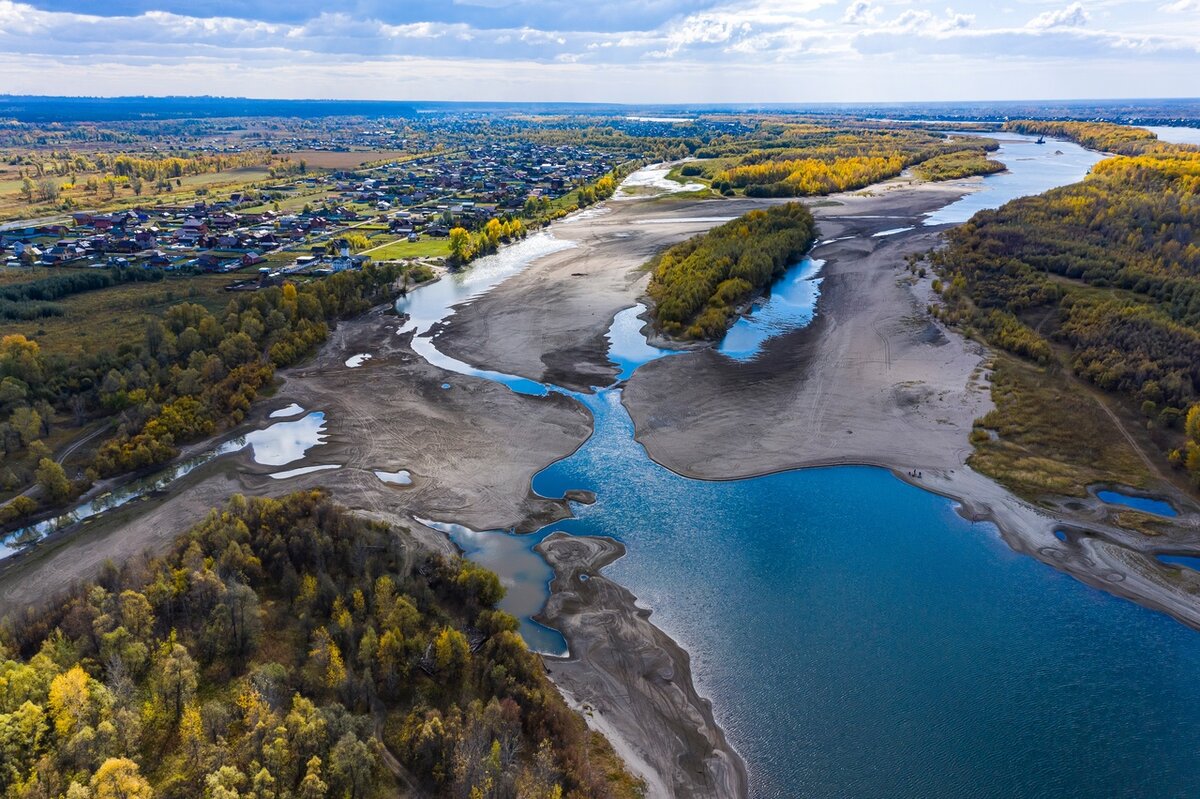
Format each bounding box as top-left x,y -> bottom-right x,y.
0,268 -> 163,320
647,203 -> 816,339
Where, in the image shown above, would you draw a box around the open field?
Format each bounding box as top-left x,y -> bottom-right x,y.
969,355 -> 1152,498
0,269 -> 236,355
0,165 -> 281,222
361,236 -> 450,259
287,149 -> 422,169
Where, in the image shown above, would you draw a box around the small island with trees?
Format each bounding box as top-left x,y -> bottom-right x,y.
645,203 -> 816,340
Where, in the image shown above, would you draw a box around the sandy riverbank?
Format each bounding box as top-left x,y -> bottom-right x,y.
434,196 -> 788,390
8,165 -> 1200,799
537,533 -> 747,799
0,304 -> 594,607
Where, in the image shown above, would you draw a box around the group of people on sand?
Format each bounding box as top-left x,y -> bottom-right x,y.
907,469 -> 923,479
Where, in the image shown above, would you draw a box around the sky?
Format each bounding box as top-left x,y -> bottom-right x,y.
0,0 -> 1197,103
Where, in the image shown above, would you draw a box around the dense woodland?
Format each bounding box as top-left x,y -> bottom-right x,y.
912,149 -> 1006,182
0,490 -> 641,799
932,120 -> 1200,486
647,203 -> 816,339
0,264 -> 412,529
700,125 -> 999,197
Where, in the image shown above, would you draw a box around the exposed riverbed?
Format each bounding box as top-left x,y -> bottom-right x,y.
7,149 -> 1200,798
400,153 -> 1200,797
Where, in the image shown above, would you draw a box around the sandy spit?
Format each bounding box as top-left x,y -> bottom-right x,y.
536,533 -> 747,799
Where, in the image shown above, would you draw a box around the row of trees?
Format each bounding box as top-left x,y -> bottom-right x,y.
448,218 -> 528,266
647,203 -> 816,339
931,122 -> 1200,484
0,490 -> 641,799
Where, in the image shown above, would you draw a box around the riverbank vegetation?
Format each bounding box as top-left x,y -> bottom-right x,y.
647,203 -> 816,339
0,490 -> 642,799
967,356 -> 1150,497
696,125 -> 998,197
931,122 -> 1200,493
913,149 -> 1006,182
0,263 -> 422,531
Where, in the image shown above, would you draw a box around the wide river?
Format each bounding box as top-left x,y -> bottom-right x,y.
401,137 -> 1200,798
10,136 -> 1200,796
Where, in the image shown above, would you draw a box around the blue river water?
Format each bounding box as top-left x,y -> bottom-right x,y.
395,162 -> 1200,797
923,132 -> 1104,226
1097,489 -> 1178,518
1145,126 -> 1200,147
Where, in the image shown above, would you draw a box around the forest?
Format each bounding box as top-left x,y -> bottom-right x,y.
0,490 -> 642,799
931,121 -> 1200,487
703,125 -> 998,197
646,203 -> 816,339
0,264 -> 415,531
912,149 -> 1006,182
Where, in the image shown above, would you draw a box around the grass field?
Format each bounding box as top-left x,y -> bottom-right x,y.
287,150 -> 418,170
0,166 -> 281,223
968,355 -> 1151,498
361,237 -> 450,260
0,270 -> 236,356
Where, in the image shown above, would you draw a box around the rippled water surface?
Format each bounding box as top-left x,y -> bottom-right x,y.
923,132 -> 1104,226
403,162 -> 1200,797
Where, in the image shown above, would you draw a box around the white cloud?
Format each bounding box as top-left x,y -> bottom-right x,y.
1027,2 -> 1090,28
842,1 -> 879,25
0,0 -> 1195,101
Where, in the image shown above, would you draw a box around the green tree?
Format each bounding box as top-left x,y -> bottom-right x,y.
154,637 -> 198,721
36,458 -> 72,503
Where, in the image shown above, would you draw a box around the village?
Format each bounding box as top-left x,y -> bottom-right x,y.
0,137 -> 629,284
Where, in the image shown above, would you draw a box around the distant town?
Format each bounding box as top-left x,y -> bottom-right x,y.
0,131 -> 634,286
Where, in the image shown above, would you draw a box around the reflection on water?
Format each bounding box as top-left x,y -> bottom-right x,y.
374,470 -> 413,486
613,164 -> 705,198
717,258 -> 823,361
242,412 -> 327,466
269,464 -> 341,480
605,304 -> 678,381
1,411 -> 329,558
1096,489 -> 1178,518
923,132 -> 1104,226
416,517 -> 567,654
269,403 -> 305,418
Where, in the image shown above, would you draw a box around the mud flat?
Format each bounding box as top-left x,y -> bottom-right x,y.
0,305 -> 593,608
537,532 -> 747,799
623,186 -> 990,480
434,196 -> 786,390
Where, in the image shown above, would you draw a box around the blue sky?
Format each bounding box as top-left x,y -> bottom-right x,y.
0,0 -> 1197,102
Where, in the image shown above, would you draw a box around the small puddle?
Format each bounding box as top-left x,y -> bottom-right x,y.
269,403 -> 304,418
374,470 -> 413,486
1157,554 -> 1200,572
270,464 -> 341,480
1096,490 -> 1178,518
243,412 -> 328,466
